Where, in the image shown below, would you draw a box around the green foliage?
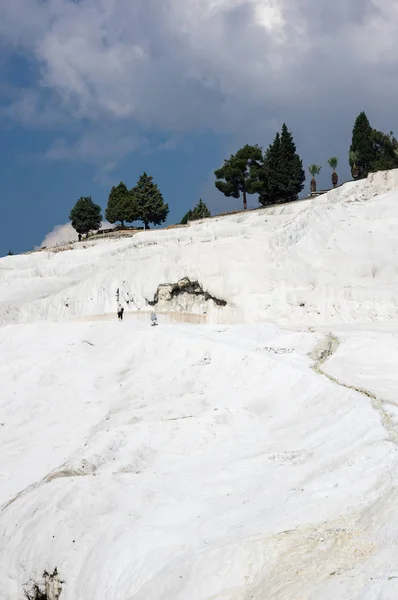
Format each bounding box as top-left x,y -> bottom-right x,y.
180,210 -> 193,225
328,157 -> 339,187
69,196 -> 102,236
349,112 -> 398,178
252,133 -> 281,206
214,144 -> 263,210
308,165 -> 321,193
349,150 -> 359,178
349,112 -> 376,178
370,129 -> 398,172
254,124 -> 305,206
349,150 -> 358,165
278,123 -> 306,200
180,198 -> 211,224
328,157 -> 338,170
308,164 -> 321,177
105,181 -> 137,226
133,172 -> 169,229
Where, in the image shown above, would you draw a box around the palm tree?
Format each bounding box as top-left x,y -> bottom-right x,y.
308,164 -> 322,194
349,150 -> 359,179
328,157 -> 338,188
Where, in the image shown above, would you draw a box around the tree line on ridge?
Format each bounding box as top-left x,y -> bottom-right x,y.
69,112 -> 398,238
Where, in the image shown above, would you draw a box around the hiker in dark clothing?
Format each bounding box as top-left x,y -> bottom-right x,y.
117,305 -> 124,321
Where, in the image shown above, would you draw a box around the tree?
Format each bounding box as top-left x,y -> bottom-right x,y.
69,196 -> 102,238
105,181 -> 137,227
328,157 -> 339,188
349,113 -> 398,178
279,123 -> 305,200
193,198 -> 211,219
308,164 -> 322,194
180,210 -> 193,225
214,144 -> 263,210
349,150 -> 359,179
7,249 -> 13,256
254,133 -> 282,206
133,172 -> 169,229
349,112 -> 376,179
253,124 -> 305,206
180,199 -> 211,224
370,129 -> 398,172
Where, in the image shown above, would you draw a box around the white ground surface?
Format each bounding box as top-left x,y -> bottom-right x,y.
1,171 -> 398,599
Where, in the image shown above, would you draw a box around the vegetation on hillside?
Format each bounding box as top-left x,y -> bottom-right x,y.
252,124 -> 305,206
69,196 -> 102,238
349,111 -> 398,179
66,111 -> 398,242
328,157 -> 339,188
105,182 -> 137,227
132,172 -> 169,229
308,164 -> 322,194
214,144 -> 263,210
180,199 -> 211,224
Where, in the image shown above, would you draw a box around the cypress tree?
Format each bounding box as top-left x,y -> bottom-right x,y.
214,144 -> 263,210
279,123 -> 305,201
349,112 -> 376,179
254,125 -> 305,206
133,173 -> 169,229
69,196 -> 102,238
257,133 -> 282,206
105,182 -> 137,227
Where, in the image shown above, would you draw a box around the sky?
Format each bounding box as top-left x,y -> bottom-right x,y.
0,0 -> 397,255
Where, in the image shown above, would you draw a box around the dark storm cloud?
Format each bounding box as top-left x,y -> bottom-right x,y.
0,0 -> 397,176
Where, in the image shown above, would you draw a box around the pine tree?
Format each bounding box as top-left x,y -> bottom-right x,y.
255,133 -> 282,206
214,144 -> 263,210
349,112 -> 376,179
133,173 -> 169,229
370,129 -> 398,172
279,124 -> 305,201
180,210 -> 193,225
105,182 -> 137,227
192,198 -> 211,220
180,199 -> 211,224
69,196 -> 102,238
254,125 -> 305,206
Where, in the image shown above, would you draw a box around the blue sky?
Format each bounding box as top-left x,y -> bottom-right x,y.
1,0 -> 397,255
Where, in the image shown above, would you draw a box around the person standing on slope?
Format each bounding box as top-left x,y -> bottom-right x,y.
117,304 -> 124,321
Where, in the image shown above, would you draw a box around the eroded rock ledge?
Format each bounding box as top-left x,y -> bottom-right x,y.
147,277 -> 227,307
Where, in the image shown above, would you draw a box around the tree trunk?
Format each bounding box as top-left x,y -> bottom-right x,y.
144,222 -> 149,230
310,177 -> 316,194
243,189 -> 247,210
331,171 -> 338,188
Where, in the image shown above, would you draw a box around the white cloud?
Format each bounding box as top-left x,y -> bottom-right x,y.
1,0 -> 398,164
39,221 -> 112,249
45,129 -> 142,163
39,223 -> 78,248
